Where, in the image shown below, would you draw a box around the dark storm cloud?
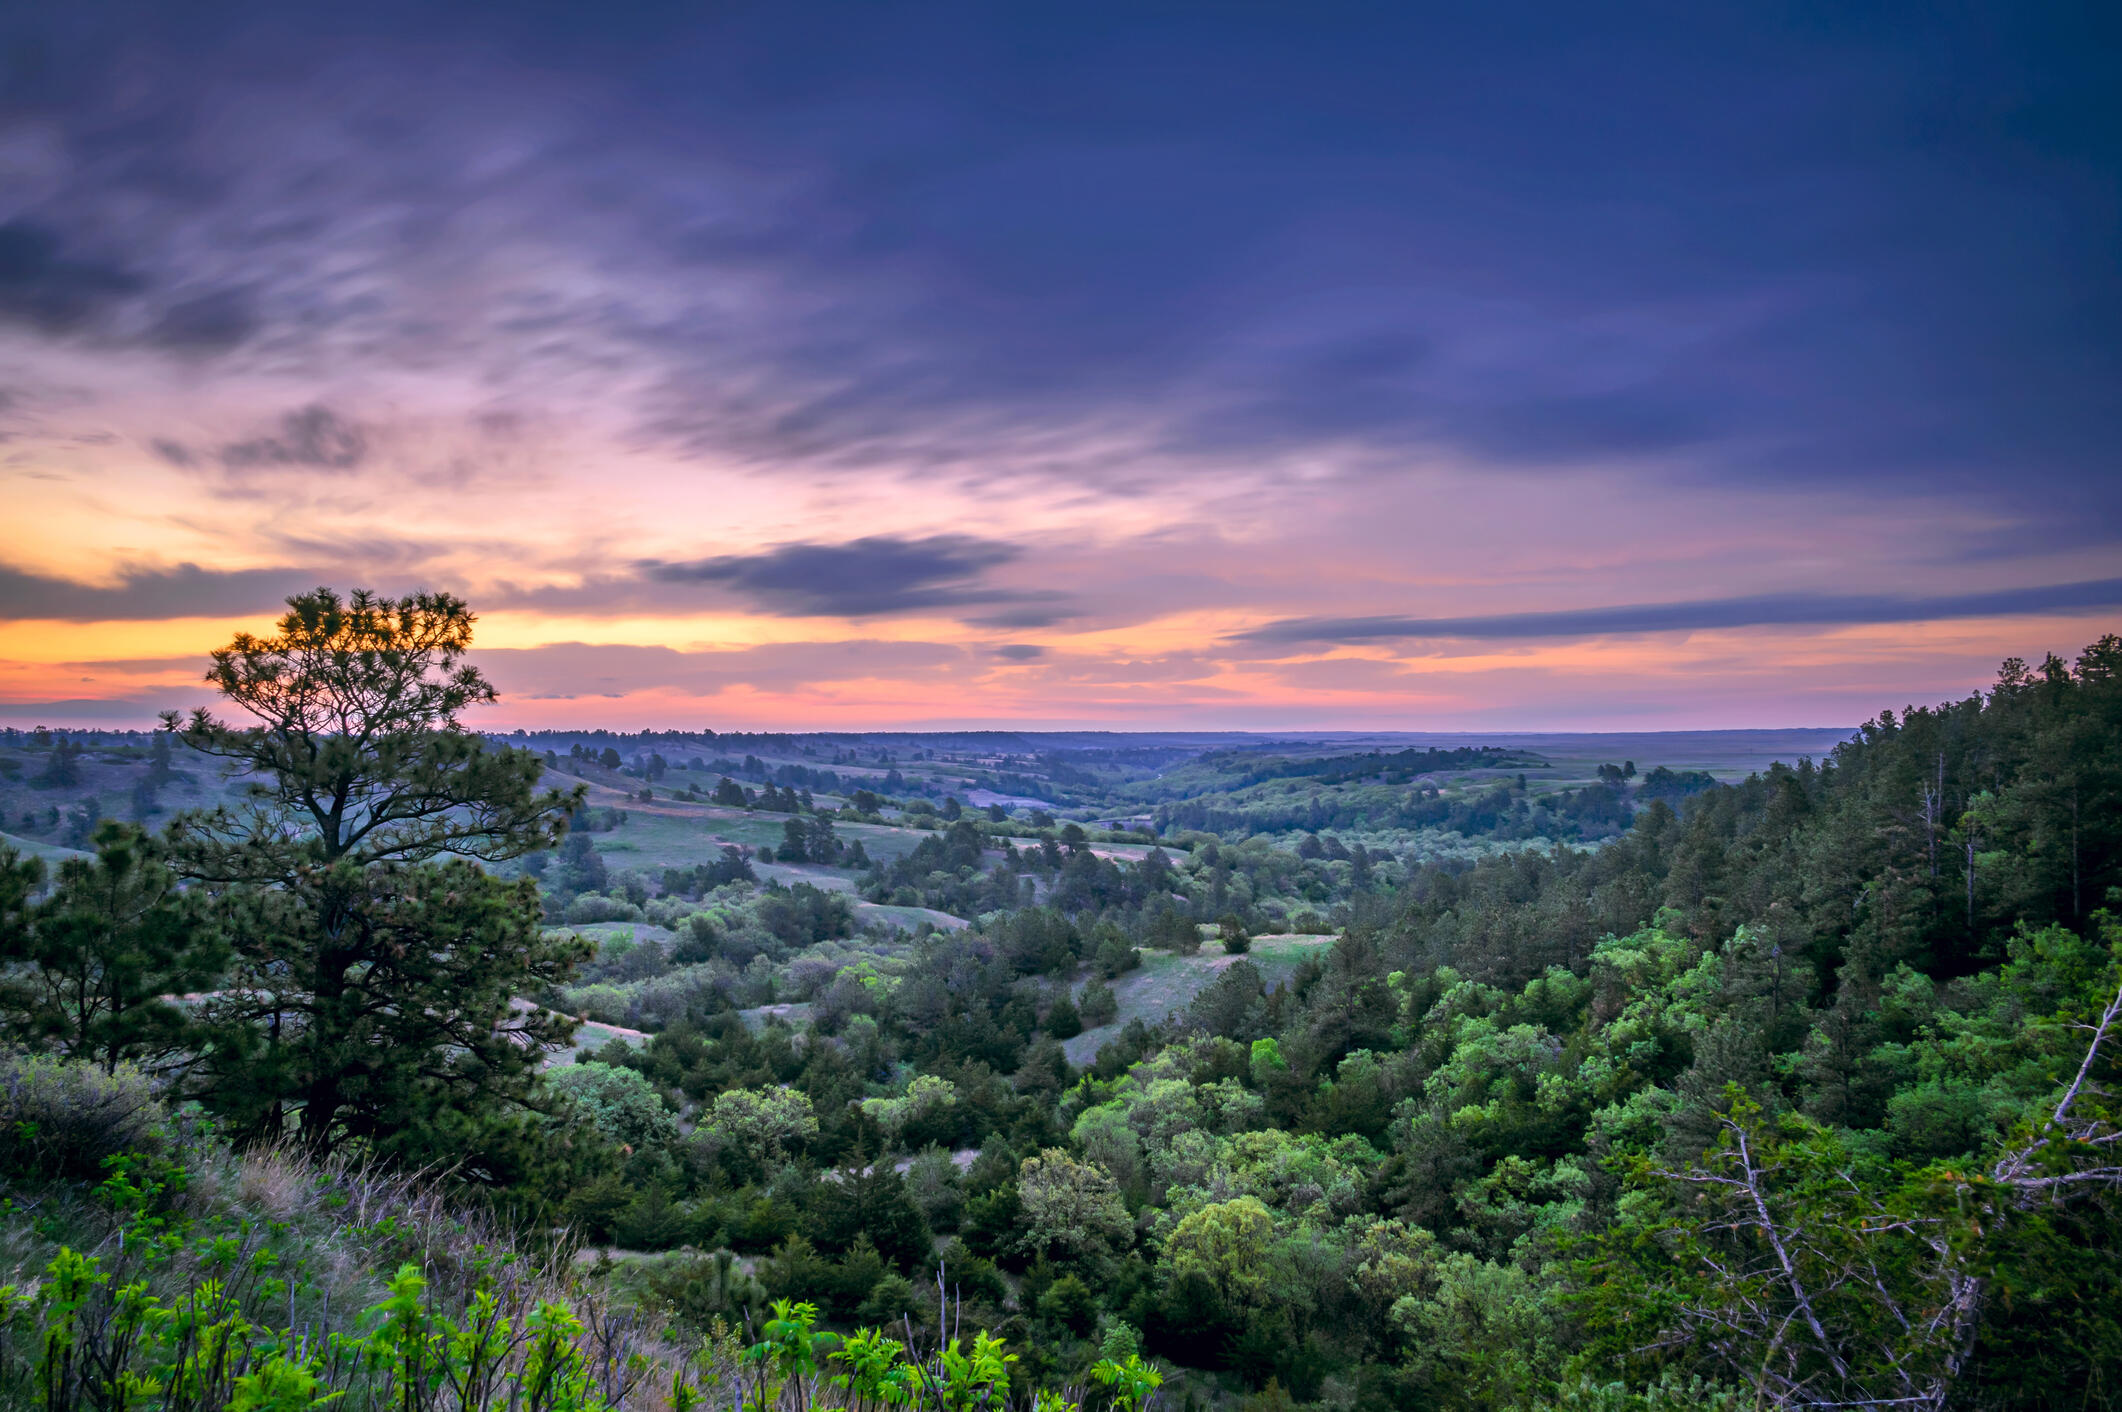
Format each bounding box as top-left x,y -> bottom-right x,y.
5,2 -> 2120,528
964,606 -> 1080,630
149,288 -> 258,354
1237,579 -> 2122,648
0,220 -> 142,335
218,407 -> 367,471
638,535 -> 1045,619
994,644 -> 1045,661
596,2 -> 2122,521
0,562 -> 314,621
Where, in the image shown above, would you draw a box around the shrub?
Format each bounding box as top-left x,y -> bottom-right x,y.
1039,1272 -> 1099,1335
547,1060 -> 679,1151
564,893 -> 643,925
1151,907 -> 1202,956
0,1053 -> 168,1181
1080,977 -> 1120,1028
1093,931 -> 1141,978
636,1248 -> 767,1330
672,911 -> 721,964
560,982 -> 636,1025
905,1144 -> 966,1230
626,968 -> 728,1030
1045,991 -> 1083,1039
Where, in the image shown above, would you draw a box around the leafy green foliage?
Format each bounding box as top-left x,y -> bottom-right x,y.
0,1052 -> 169,1182
547,1062 -> 678,1151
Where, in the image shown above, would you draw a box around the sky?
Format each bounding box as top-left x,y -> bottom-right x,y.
2,1 -> 2119,731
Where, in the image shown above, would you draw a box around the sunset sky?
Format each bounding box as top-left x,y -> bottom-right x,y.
3,3 -> 2118,730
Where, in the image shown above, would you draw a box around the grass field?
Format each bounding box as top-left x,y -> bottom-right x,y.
1061,932 -> 1335,1064
855,901 -> 969,932
1456,728 -> 1853,783
562,921 -> 677,946
561,1018 -> 654,1060
737,1001 -> 815,1031
0,830 -> 89,865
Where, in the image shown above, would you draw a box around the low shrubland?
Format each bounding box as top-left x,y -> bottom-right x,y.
0,1053 -> 1171,1412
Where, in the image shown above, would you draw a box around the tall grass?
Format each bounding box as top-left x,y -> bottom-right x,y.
0,1121 -> 1155,1411
0,1128 -> 702,1410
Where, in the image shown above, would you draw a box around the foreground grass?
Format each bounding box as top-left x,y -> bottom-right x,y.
0,1129 -> 1127,1412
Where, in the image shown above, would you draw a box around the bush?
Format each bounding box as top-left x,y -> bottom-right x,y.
563,893 -> 643,925
1039,1272 -> 1099,1335
905,1145 -> 966,1230
672,912 -> 721,964
1151,907 -> 1202,956
1093,932 -> 1141,978
635,1248 -> 767,1330
547,1060 -> 679,1151
1080,976 -> 1119,1028
0,1053 -> 168,1181
560,982 -> 637,1026
1045,992 -> 1083,1039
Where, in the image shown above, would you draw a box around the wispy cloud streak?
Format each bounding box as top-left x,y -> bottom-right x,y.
1236,580 -> 2122,647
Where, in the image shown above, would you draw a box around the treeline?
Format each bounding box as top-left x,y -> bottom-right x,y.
1154,775 -> 1639,843
856,821 -> 1368,931
1197,744 -> 1534,790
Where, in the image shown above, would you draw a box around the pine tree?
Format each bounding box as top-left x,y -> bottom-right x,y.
1079,975 -> 1119,1028
779,816 -> 811,863
0,822 -> 226,1074
33,735 -> 82,789
163,588 -> 590,1159
1046,989 -> 1084,1039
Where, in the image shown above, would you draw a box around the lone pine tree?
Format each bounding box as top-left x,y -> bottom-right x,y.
164,587 -> 590,1161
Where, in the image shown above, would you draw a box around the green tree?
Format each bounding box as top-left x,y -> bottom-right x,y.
1586,980 -> 2122,1412
1150,907 -> 1201,956
1163,1196 -> 1279,1312
164,588 -> 588,1157
808,1162 -> 936,1270
1045,990 -> 1083,1039
857,1074 -> 958,1150
706,1085 -> 820,1166
1017,1148 -> 1133,1263
33,735 -> 81,788
547,1060 -> 678,1150
0,823 -> 226,1074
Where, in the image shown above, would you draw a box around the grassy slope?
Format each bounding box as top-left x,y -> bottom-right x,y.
1061,933 -> 1335,1065
0,829 -> 89,864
